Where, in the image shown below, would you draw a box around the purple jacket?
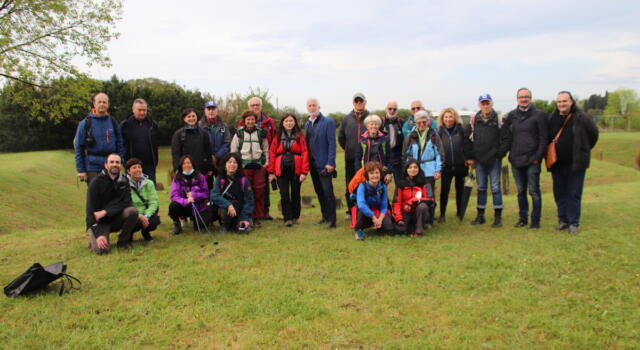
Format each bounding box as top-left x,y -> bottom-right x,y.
170,173 -> 209,212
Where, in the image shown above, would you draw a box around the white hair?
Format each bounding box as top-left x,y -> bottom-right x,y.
414,110 -> 432,120
364,114 -> 382,127
386,99 -> 398,106
248,97 -> 262,107
307,98 -> 320,106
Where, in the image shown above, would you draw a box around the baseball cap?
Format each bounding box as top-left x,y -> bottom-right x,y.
478,94 -> 492,102
353,92 -> 366,101
204,101 -> 218,108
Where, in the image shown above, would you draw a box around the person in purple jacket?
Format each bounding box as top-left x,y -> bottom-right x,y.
168,155 -> 211,235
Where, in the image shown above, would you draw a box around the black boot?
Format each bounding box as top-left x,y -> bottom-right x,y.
141,229 -> 153,241
471,209 -> 486,225
492,209 -> 503,228
171,221 -> 182,235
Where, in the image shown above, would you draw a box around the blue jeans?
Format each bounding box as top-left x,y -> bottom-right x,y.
475,159 -> 503,209
551,165 -> 586,226
512,163 -> 542,223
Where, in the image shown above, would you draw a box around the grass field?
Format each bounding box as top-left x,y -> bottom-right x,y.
0,132 -> 639,349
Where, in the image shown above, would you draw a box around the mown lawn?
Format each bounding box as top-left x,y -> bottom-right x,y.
0,132 -> 639,349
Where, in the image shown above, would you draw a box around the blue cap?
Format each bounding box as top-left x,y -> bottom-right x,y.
478,94 -> 492,102
204,101 -> 218,108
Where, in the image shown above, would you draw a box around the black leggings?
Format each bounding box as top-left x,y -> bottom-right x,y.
440,170 -> 466,217
168,201 -> 212,226
277,167 -> 301,221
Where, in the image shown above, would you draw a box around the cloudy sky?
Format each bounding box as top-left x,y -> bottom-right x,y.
91,0 -> 640,114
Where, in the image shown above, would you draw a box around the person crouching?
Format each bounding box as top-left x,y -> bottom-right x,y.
392,160 -> 435,237
210,153 -> 254,233
353,161 -> 394,241
125,158 -> 160,241
168,155 -> 211,235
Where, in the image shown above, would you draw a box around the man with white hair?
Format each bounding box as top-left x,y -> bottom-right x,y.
304,98 -> 337,228
402,100 -> 425,137
382,100 -> 405,183
237,96 -> 276,220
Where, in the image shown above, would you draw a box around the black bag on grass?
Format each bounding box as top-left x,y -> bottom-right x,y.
4,262 -> 81,297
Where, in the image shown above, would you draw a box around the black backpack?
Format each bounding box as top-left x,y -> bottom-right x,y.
4,262 -> 81,297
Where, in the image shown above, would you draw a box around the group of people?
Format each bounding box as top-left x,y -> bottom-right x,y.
74,88 -> 599,253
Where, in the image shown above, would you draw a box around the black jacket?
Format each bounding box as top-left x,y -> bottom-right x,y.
382,116 -> 405,166
504,106 -> 548,167
86,170 -> 133,230
438,124 -> 470,173
120,115 -> 159,166
338,109 -> 369,161
548,109 -> 599,171
465,110 -> 512,167
171,126 -> 212,173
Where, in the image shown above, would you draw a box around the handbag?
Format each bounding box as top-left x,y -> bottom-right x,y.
545,114 -> 573,169
4,262 -> 81,297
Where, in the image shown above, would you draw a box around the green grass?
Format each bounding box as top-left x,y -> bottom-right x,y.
592,132 -> 640,168
0,133 -> 639,349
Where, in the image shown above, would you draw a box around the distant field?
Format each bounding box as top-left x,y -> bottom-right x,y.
0,133 -> 639,349
592,132 -> 640,168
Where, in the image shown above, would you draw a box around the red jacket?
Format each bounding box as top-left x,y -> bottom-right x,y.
268,134 -> 310,176
392,185 -> 429,222
237,113 -> 276,144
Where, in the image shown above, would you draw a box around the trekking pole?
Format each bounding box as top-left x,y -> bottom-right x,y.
191,203 -> 218,245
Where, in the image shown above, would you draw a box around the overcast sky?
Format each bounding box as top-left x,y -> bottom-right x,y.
90,0 -> 640,114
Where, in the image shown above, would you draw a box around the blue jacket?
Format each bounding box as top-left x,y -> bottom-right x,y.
403,128 -> 442,177
356,181 -> 389,218
402,117 -> 437,137
199,117 -> 231,159
304,113 -> 336,170
74,112 -> 124,173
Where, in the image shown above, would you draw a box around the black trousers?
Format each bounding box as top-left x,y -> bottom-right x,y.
277,167 -> 301,221
218,207 -> 252,231
344,158 -> 356,212
394,203 -> 430,234
87,207 -> 139,253
310,165 -> 336,224
354,209 -> 394,231
168,201 -> 212,227
132,213 -> 161,238
440,169 -> 466,217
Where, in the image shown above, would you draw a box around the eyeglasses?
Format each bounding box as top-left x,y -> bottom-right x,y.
411,107 -> 422,111
416,121 -> 428,125
387,108 -> 397,111
517,96 -> 531,99
249,104 -> 261,107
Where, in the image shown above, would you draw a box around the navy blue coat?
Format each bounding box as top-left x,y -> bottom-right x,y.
304,113 -> 336,170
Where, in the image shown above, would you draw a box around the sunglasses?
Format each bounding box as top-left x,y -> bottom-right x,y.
354,98 -> 364,103
416,121 -> 428,125
411,107 -> 422,111
387,108 -> 397,111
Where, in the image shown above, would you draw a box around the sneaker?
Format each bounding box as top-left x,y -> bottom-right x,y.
556,222 -> 569,230
568,224 -> 579,234
86,225 -> 102,253
438,215 -> 446,223
345,213 -> 352,221
528,222 -> 540,229
514,219 -> 528,228
325,222 -> 336,229
315,218 -> 327,225
355,230 -> 365,241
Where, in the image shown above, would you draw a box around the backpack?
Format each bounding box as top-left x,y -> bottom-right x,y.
84,114 -> 119,148
4,262 -> 81,297
236,127 -> 267,150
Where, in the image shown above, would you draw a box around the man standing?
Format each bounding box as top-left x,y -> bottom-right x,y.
338,92 -> 369,218
402,100 -> 424,137
85,154 -> 139,254
466,94 -> 512,227
504,88 -> 548,229
382,99 -> 404,184
74,92 -> 124,185
304,98 -> 337,229
120,98 -> 159,184
237,97 -> 276,220
199,100 -> 231,187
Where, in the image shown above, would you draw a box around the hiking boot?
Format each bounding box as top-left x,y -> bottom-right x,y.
325,222 -> 336,229
471,209 -> 486,225
355,230 -> 365,241
171,221 -> 182,235
438,215 -> 446,223
492,209 -> 502,228
315,218 -> 327,225
86,224 -> 108,254
285,220 -> 293,227
141,229 -> 153,241
568,224 -> 579,234
528,222 -> 541,229
514,219 -> 527,228
116,241 -> 132,250
556,222 -> 569,230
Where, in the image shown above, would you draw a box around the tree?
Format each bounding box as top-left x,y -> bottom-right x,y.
0,0 -> 122,86
532,99 -> 555,115
604,89 -> 640,131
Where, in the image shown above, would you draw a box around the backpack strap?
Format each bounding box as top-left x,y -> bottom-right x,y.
59,273 -> 82,296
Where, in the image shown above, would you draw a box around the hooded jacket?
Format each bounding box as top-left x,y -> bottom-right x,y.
127,174 -> 159,218
74,112 -> 124,173
503,106 -> 548,167
392,167 -> 434,222
464,110 -> 512,167
403,128 -> 443,177
86,169 -> 132,230
338,109 -> 369,161
170,172 -> 209,213
356,181 -> 389,218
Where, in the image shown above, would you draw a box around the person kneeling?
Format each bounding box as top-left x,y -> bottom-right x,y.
125,158 -> 160,241
392,160 -> 435,237
86,153 -> 139,254
210,153 -> 254,233
354,161 -> 394,241
169,155 -> 211,235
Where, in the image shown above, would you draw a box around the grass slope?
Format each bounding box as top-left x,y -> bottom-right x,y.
0,133 -> 639,349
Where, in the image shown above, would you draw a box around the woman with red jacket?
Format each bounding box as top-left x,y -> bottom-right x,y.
392,159 -> 435,237
268,113 -> 310,226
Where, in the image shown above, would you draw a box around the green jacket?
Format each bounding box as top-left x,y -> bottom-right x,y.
128,175 -> 159,217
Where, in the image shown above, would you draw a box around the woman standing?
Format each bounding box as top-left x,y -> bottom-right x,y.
437,108 -> 469,222
268,114 -> 310,226
210,153 -> 254,233
548,91 -> 598,234
168,155 -> 211,235
354,114 -> 393,184
392,160 -> 435,237
353,161 -> 394,241
171,108 -> 212,174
